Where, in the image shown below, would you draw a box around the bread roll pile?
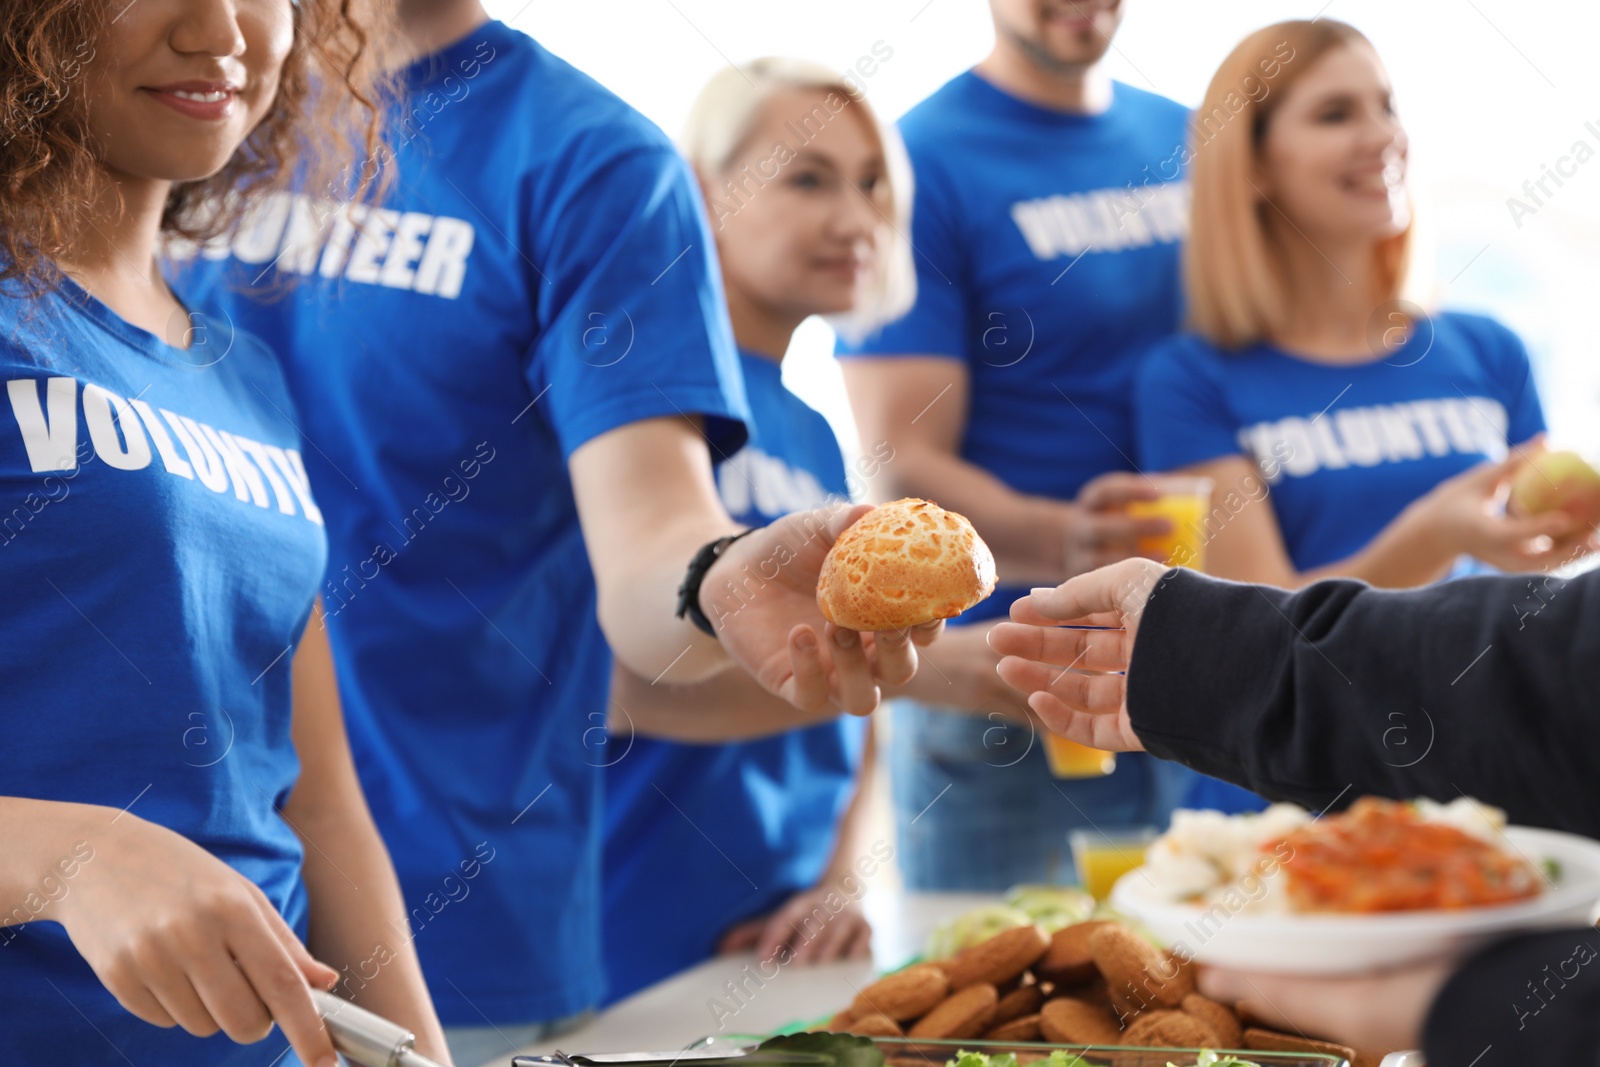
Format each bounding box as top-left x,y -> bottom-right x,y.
824,919 -> 1369,1065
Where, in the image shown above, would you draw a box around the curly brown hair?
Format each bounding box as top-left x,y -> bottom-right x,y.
0,0 -> 394,294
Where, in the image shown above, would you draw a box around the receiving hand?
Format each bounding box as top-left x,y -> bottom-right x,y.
1062,472 -> 1171,577
717,886 -> 873,965
1199,956 -> 1458,1055
988,557 -> 1170,751
703,505 -> 942,716
49,811 -> 341,1067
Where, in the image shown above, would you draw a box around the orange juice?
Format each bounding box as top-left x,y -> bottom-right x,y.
1127,477 -> 1213,569
1044,734 -> 1117,778
1070,826 -> 1157,900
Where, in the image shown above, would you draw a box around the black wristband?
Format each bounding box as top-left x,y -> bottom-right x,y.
676,528 -> 757,637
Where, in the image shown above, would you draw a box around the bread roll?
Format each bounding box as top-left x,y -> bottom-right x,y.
816,498 -> 996,630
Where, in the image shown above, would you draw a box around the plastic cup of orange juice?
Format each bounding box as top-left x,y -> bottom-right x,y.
1043,734 -> 1117,778
1070,825 -> 1157,900
1126,476 -> 1213,570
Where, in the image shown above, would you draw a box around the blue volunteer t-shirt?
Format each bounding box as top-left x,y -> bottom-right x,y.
1,279 -> 325,1063
601,352 -> 864,1004
172,22 -> 747,1024
1135,312 -> 1547,571
837,71 -> 1191,622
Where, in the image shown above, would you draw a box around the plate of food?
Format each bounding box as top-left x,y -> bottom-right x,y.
1110,796 -> 1600,973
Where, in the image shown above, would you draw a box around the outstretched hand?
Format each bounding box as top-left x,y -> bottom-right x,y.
988,557 -> 1170,751
703,504 -> 942,716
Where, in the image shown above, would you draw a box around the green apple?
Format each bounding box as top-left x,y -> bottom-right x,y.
1509,450 -> 1600,529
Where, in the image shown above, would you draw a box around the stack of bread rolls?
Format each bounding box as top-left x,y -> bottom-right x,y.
824,919 -> 1370,1066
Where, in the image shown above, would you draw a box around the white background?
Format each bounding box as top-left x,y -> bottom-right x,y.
487,0 -> 1600,461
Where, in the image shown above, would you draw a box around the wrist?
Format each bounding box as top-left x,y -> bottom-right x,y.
679,528 -> 754,638
1,799 -> 110,925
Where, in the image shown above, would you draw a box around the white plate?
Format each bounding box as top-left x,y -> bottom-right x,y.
1110,825 -> 1600,974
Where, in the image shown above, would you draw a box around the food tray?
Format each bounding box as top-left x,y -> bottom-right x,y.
515,1033 -> 1349,1067
765,1035 -> 1346,1067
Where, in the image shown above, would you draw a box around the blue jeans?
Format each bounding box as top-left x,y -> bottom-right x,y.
889,700 -> 1197,890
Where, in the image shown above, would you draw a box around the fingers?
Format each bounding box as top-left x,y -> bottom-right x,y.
826,624 -> 881,716
1494,509 -> 1578,545
785,626 -> 832,712
147,965 -> 222,1037
100,970 -> 179,1030
910,619 -> 944,646
985,621 -> 1131,673
1077,471 -> 1163,511
227,919 -> 337,1067
1014,573 -> 1128,624
717,918 -> 763,955
868,625 -> 918,689
248,883 -> 338,993
1067,514 -> 1171,572
188,948 -> 275,1044
843,916 -> 874,959
1023,690 -> 1143,752
802,907 -> 858,963
757,910 -> 800,964
996,656 -> 1127,718
1001,602 -> 1126,629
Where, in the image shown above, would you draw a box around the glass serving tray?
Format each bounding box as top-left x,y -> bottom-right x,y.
513,1032 -> 1349,1067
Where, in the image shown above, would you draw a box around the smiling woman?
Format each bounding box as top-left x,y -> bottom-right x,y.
0,0 -> 388,297
0,0 -> 449,1064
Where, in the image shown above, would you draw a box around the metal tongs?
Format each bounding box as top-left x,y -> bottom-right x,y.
312,989 -> 450,1067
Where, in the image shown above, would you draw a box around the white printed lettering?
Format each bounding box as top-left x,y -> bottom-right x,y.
344,207 -> 400,285
81,384 -> 152,472
263,445 -> 324,525
129,399 -> 194,479
413,216 -> 475,298
164,412 -> 231,493
1009,182 -> 1190,260
230,434 -> 297,515
198,423 -> 268,507
6,377 -> 78,472
380,212 -> 434,290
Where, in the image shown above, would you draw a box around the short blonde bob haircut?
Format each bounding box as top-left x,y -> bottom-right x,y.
680,57 -> 916,344
1186,19 -> 1428,349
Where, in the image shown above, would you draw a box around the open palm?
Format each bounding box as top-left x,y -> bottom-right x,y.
989,557 -> 1169,751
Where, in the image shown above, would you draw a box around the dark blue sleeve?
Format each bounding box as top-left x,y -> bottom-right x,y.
1126,567 -> 1600,835
1423,929 -> 1600,1067
526,142 -> 748,461
836,154 -> 967,362
1134,338 -> 1243,471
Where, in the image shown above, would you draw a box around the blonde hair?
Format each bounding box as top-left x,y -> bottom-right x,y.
1185,20 -> 1428,349
680,57 -> 915,343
